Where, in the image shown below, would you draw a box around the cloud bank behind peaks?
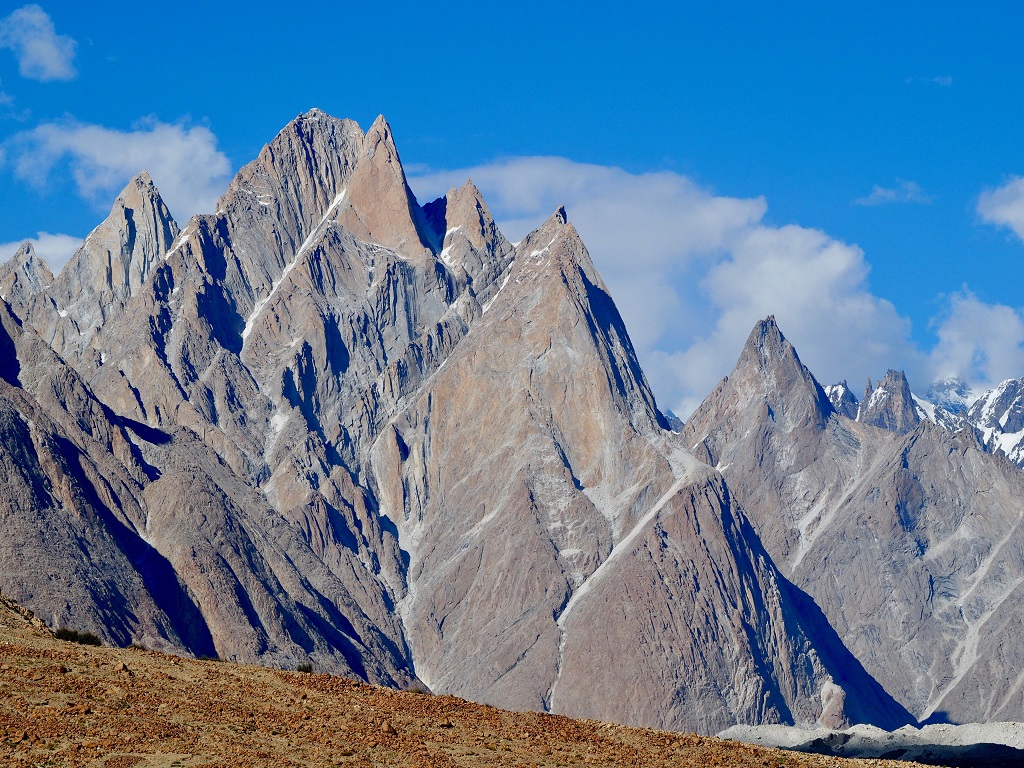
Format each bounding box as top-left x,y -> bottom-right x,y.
4,117 -> 232,222
0,4 -> 76,82
0,231 -> 82,274
978,176 -> 1024,242
411,158 -> 918,417
929,289 -> 1024,388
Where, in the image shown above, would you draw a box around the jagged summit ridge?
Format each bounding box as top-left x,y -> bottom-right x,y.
857,370 -> 920,435
1,172 -> 179,363
0,242 -> 54,308
2,110 -> 922,734
685,316 -> 1024,723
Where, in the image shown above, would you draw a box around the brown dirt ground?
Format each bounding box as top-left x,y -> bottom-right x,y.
0,596 -> 924,768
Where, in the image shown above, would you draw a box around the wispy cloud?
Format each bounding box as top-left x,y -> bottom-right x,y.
928,289 -> 1024,390
977,176 -> 1024,242
855,179 -> 932,206
3,116 -> 232,221
0,230 -> 81,273
905,75 -> 953,87
0,4 -> 76,82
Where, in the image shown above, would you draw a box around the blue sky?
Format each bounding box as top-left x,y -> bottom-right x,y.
2,2 -> 1024,415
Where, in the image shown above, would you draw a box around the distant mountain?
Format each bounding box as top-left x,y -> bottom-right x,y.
905,377 -> 1024,468
684,317 -> 1024,723
966,379 -> 1024,467
823,381 -> 858,420
924,376 -> 975,415
0,110 -> 914,734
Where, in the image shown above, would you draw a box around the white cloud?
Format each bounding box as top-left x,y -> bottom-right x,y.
0,4 -> 76,82
905,76 -> 953,87
411,159 -> 919,417
665,225 -> 919,415
0,230 -> 81,273
977,176 -> 1024,241
3,117 -> 232,221
855,179 -> 932,206
928,290 -> 1024,391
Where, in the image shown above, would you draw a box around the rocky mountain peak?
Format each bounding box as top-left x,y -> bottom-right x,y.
5,170 -> 182,364
514,210 -> 608,296
71,169 -> 179,290
738,314 -> 786,367
824,380 -> 859,419
363,114 -> 396,156
857,370 -> 920,435
924,376 -> 975,415
118,169 -> 156,205
330,114 -> 436,256
0,242 -> 54,306
515,205 -> 573,255
968,379 -> 1024,431
735,319 -> 832,422
440,179 -> 494,250
421,179 -> 514,306
964,379 -> 1024,466
217,108 -> 364,225
682,317 -> 833,468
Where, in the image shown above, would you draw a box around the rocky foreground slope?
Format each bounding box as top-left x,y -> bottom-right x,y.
0,593 -> 922,768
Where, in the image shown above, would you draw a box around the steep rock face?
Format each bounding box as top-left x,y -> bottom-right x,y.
3,110 -> 490,690
0,299 -> 193,649
682,317 -> 835,560
857,370 -> 921,435
333,115 -> 437,257
0,298 -> 416,684
81,111 -> 470,488
47,171 -> 180,360
683,317 -> 1024,722
66,115 -> 516,674
551,469 -> 909,733
368,222 -> 907,733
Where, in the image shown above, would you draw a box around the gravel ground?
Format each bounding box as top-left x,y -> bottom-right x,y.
1,595 -> 925,768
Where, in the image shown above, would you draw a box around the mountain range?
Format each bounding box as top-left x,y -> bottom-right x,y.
1,109 -> 1021,734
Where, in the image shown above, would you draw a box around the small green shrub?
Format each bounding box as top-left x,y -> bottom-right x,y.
53,628 -> 102,646
296,662 -> 313,673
